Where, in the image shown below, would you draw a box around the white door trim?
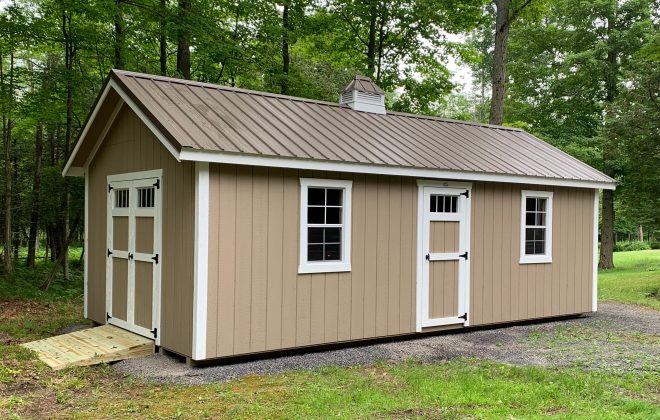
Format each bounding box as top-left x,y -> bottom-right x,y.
415,180 -> 472,332
106,169 -> 163,344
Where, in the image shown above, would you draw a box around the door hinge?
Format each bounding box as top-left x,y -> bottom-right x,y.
106,312 -> 112,321
425,253 -> 430,261
128,252 -> 134,260
151,328 -> 158,339
107,249 -> 113,257
151,254 -> 159,264
459,252 -> 468,260
459,313 -> 468,322
153,179 -> 160,190
108,184 -> 114,192
460,190 -> 469,198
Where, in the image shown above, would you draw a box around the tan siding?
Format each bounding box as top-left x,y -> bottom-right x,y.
468,183 -> 595,326
88,105 -> 195,356
204,165 -> 595,358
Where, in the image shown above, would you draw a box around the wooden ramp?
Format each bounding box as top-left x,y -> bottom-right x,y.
22,325 -> 154,370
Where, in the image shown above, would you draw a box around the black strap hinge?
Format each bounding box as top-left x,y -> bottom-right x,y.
107,249 -> 113,257
152,254 -> 159,264
459,252 -> 468,260
108,184 -> 114,192
153,179 -> 160,189
459,313 -> 468,321
151,328 -> 158,338
460,190 -> 469,198
106,312 -> 112,320
425,253 -> 430,261
128,252 -> 134,260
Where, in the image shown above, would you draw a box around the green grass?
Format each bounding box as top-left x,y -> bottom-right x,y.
599,250 -> 660,310
1,249 -> 659,418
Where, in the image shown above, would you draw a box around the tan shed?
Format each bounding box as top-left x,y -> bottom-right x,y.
64,70 -> 616,362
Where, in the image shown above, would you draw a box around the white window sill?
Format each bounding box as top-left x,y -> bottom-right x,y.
520,255 -> 552,264
298,262 -> 351,274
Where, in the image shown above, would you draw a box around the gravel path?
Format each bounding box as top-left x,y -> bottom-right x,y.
113,302 -> 660,385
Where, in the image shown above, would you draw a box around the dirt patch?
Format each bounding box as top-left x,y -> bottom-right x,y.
114,302 -> 659,385
0,300 -> 53,321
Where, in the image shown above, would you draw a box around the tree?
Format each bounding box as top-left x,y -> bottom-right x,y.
176,0 -> 191,79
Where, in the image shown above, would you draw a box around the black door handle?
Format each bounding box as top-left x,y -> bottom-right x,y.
128,252 -> 134,260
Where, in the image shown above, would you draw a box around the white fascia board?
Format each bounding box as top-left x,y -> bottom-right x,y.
178,149 -> 616,191
63,79 -> 181,177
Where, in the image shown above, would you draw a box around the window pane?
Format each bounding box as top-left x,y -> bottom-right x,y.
537,198 -> 546,212
526,213 -> 536,226
308,188 -> 325,205
534,228 -> 545,241
324,244 -> 341,260
525,241 -> 535,255
308,207 -> 325,224
451,196 -> 457,213
535,213 -> 546,226
526,197 -> 536,211
308,244 -> 324,261
430,195 -> 437,212
325,227 -> 341,243
525,228 -> 534,241
308,227 -> 324,244
534,241 -> 545,254
326,207 -> 341,224
326,188 -> 342,206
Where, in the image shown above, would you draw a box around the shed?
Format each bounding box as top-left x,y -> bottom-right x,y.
64,70 -> 616,362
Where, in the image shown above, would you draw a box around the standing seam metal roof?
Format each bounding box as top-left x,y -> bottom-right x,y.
110,70 -> 614,184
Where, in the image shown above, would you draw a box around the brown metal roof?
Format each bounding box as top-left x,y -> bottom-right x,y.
97,70 -> 612,184
342,75 -> 385,95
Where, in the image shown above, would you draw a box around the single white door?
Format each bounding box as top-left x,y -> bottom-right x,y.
106,170 -> 162,343
418,184 -> 471,328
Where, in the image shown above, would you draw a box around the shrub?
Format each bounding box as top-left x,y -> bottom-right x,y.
650,241 -> 660,250
614,241 -> 652,252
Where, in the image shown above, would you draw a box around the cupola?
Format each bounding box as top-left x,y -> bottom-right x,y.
339,75 -> 386,114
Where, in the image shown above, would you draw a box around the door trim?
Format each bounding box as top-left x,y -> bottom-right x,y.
415,180 -> 472,332
106,169 -> 163,344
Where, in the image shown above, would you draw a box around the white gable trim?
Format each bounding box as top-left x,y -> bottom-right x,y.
63,79 -> 180,177
178,149 -> 616,190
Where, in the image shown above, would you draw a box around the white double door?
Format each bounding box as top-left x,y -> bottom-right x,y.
106,171 -> 162,342
419,185 -> 471,328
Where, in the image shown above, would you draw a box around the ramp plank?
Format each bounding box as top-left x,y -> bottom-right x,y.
22,325 -> 154,370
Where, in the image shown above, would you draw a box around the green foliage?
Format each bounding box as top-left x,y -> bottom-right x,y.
614,241 -> 652,252
599,250 -> 660,310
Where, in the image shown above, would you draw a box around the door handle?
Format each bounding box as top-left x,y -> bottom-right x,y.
128,252 -> 134,260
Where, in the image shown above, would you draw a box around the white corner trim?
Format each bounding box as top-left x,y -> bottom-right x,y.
178,149 -> 616,190
298,178 -> 352,274
592,190 -> 599,311
84,169 -> 89,319
192,162 -> 209,360
415,183 -> 424,332
519,190 -> 553,264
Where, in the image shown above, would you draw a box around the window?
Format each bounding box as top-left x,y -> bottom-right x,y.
114,189 -> 129,208
299,178 -> 352,273
430,194 -> 458,213
520,190 -> 553,264
138,187 -> 155,208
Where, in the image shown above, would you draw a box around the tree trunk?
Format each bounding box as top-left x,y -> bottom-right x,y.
114,0 -> 125,69
159,0 -> 167,76
176,0 -> 191,80
27,123 -> 44,267
366,2 -> 377,78
637,224 -> 643,242
2,115 -> 12,275
489,0 -> 509,125
281,1 -> 290,94
599,189 -> 615,269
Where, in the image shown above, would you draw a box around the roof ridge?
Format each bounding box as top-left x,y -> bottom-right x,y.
111,69 -> 523,133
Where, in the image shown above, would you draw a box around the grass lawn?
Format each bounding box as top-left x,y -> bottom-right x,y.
0,249 -> 658,418
599,250 -> 660,310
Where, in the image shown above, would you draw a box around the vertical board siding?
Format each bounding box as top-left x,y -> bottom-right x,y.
204,166 -> 595,358
468,183 -> 594,326
206,167 -> 418,357
88,105 -> 195,356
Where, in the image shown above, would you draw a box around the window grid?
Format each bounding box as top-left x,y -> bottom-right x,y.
524,197 -> 547,255
114,189 -> 129,208
138,187 -> 155,208
307,187 -> 343,262
430,194 -> 458,213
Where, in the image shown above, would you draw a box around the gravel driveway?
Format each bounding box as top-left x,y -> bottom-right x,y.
113,302 -> 659,385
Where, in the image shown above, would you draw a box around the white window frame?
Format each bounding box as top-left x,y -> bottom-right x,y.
299,178 -> 352,274
520,190 -> 553,264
